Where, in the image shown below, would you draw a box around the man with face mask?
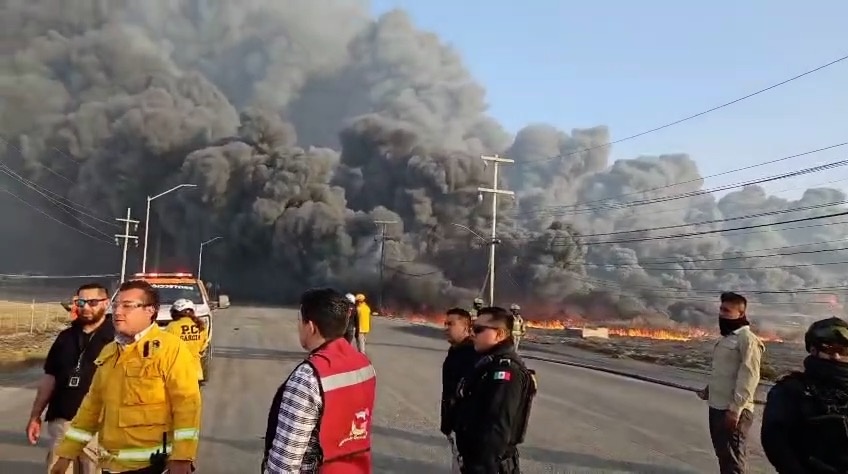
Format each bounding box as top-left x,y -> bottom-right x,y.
760,317 -> 848,473
26,283 -> 114,474
697,291 -> 765,474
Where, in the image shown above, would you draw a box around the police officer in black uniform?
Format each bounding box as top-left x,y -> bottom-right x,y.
453,306 -> 537,474
761,316 -> 848,473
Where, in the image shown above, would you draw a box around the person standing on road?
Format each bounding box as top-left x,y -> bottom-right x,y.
453,306 -> 538,474
262,288 -> 377,474
760,317 -> 848,473
471,298 -> 484,320
26,283 -> 114,474
344,293 -> 358,345
440,307 -> 481,473
354,293 -> 371,354
50,279 -> 202,474
697,291 -> 764,474
509,304 -> 527,351
164,299 -> 209,385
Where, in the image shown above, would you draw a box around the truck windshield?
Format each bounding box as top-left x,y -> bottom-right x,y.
149,283 -> 204,305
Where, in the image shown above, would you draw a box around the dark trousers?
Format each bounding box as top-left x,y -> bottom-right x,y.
459,451 -> 520,474
709,407 -> 754,474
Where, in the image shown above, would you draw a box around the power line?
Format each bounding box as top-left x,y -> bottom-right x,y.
0,273 -> 119,279
513,146 -> 848,217
516,53 -> 848,167
0,185 -> 113,244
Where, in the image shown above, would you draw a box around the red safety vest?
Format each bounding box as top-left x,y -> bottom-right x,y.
309,338 -> 376,473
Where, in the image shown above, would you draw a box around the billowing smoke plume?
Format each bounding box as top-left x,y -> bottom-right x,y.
2,0 -> 846,327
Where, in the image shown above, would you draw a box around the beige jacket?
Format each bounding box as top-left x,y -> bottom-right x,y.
707,325 -> 765,415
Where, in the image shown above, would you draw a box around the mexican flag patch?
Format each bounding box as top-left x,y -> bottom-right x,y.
493,371 -> 511,381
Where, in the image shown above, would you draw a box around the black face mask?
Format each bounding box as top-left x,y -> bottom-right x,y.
719,316 -> 750,336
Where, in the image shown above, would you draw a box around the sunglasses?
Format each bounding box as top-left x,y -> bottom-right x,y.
472,325 -> 502,334
75,298 -> 108,308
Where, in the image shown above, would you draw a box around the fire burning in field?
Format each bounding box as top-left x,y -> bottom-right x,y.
393,313 -> 783,343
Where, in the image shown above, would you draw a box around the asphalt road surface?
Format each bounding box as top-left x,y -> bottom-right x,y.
0,306 -> 775,473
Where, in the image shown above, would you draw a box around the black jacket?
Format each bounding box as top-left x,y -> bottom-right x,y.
761,356 -> 848,473
454,341 -> 533,474
440,338 -> 480,435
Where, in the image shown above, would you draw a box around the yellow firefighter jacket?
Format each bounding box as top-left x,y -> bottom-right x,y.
164,317 -> 209,381
55,324 -> 202,472
357,302 -> 372,334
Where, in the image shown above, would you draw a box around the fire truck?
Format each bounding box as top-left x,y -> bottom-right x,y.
108,272 -> 230,383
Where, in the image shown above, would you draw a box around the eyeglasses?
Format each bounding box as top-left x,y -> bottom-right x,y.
75,298 -> 108,308
472,325 -> 502,334
113,301 -> 150,310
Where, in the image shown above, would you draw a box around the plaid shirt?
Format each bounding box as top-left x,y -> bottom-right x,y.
264,362 -> 323,474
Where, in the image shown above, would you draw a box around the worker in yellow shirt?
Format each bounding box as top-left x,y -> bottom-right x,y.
50,279 -> 202,474
164,299 -> 210,385
355,293 -> 371,354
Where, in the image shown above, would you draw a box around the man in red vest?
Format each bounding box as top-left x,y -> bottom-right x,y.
262,288 -> 377,474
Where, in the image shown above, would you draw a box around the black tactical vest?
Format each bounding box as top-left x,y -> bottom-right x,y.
789,373 -> 848,472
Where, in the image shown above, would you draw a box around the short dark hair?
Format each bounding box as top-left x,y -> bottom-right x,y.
300,288 -> 349,339
76,282 -> 109,298
477,306 -> 514,333
720,292 -> 747,309
446,307 -> 471,322
119,279 -> 160,312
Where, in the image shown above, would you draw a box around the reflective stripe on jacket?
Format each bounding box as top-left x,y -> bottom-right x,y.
312,338 -> 376,473
54,324 -> 203,472
165,317 -> 209,380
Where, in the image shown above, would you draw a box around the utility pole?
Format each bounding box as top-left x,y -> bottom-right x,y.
374,220 -> 397,314
114,207 -> 139,284
477,154 -> 515,306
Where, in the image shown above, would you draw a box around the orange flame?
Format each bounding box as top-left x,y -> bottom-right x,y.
390,311 -> 783,343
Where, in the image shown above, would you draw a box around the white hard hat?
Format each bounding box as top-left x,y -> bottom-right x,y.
173,298 -> 195,312
345,293 -> 356,304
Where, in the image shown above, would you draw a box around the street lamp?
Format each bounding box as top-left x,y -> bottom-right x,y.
198,236 -> 223,279
141,184 -> 198,272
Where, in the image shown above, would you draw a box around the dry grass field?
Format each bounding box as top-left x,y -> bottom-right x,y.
0,300 -> 67,367
531,332 -> 809,382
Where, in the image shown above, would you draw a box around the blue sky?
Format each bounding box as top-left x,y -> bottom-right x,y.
369,0 -> 848,200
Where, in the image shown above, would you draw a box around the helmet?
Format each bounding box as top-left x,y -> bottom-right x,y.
473,298 -> 484,305
510,303 -> 520,311
172,298 -> 195,312
345,293 -> 356,304
355,293 -> 366,303
804,317 -> 848,353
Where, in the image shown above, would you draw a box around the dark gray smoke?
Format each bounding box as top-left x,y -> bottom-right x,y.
2,0 -> 846,327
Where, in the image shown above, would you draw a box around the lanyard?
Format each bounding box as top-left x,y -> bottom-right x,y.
73,331 -> 96,373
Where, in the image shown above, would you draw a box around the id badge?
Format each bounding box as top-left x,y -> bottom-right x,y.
68,376 -> 80,388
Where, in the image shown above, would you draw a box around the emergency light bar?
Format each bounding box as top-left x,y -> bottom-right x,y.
133,272 -> 194,278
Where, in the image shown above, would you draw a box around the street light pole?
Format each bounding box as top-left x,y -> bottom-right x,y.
198,236 -> 223,279
141,183 -> 198,272
374,220 -> 397,314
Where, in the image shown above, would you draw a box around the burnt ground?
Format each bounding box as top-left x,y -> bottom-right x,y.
528,330 -> 808,382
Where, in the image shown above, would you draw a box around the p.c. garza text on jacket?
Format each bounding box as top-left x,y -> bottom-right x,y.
55,325 -> 203,473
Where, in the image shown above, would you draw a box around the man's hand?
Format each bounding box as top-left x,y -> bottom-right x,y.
724,410 -> 740,430
696,386 -> 709,401
26,417 -> 42,445
165,459 -> 194,474
50,458 -> 72,474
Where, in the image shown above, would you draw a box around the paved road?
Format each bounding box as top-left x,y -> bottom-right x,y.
0,306 -> 775,473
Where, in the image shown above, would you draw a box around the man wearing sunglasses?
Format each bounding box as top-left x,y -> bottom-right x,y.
26,282 -> 114,474
453,307 -> 537,474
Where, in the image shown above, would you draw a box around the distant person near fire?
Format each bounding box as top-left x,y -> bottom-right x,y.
697,291 -> 764,474
509,304 -> 527,351
354,293 -> 371,354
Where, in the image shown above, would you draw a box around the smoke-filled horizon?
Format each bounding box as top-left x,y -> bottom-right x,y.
2,0 -> 846,327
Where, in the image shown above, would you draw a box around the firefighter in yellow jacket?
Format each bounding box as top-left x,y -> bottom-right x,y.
165,298 -> 209,383
355,293 -> 371,354
50,280 -> 202,474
